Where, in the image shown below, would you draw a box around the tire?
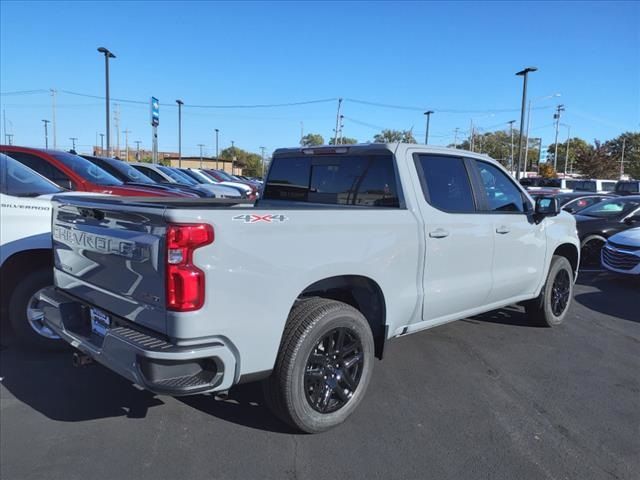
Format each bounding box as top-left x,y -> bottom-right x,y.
525,255 -> 574,327
8,268 -> 65,350
263,297 -> 375,433
580,235 -> 606,268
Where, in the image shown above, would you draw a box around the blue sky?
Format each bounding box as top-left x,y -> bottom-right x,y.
1,1 -> 638,157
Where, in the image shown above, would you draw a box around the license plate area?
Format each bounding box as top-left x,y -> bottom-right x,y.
90,308 -> 111,337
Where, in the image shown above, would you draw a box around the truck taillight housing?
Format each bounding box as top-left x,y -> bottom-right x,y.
166,223 -> 214,312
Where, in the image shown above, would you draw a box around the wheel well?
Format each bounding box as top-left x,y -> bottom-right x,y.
553,243 -> 579,275
297,275 -> 387,359
0,249 -> 52,308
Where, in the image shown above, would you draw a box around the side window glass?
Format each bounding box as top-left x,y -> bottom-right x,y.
136,166 -> 163,183
475,161 -> 526,213
415,155 -> 475,213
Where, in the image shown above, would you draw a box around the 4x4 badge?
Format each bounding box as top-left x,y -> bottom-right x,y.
232,214 -> 289,224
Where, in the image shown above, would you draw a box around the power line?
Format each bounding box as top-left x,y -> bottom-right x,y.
0,89 -> 49,96
344,97 -> 554,114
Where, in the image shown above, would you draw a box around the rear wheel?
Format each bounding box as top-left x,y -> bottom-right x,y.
525,255 -> 574,327
264,297 -> 374,433
9,268 -> 64,350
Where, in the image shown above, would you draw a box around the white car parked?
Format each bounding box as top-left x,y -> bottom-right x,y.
601,227 -> 640,275
0,153 -> 104,348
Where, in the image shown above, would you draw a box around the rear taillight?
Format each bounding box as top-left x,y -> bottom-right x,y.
166,223 -> 214,311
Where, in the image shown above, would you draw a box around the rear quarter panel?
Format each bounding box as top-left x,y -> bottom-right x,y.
163,207 -> 423,377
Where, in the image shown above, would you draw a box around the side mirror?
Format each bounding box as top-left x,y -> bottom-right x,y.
535,196 -> 560,218
624,214 -> 640,225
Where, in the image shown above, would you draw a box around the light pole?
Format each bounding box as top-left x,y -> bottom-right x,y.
176,99 -> 184,167
453,127 -> 459,148
515,67 -> 537,179
99,133 -> 104,154
231,140 -> 235,175
552,104 -> 565,171
260,146 -> 266,179
561,123 -> 571,176
42,119 -> 50,148
214,129 -> 219,169
97,47 -> 116,156
69,137 -> 77,152
524,93 -> 561,174
424,110 -> 434,145
135,140 -> 141,161
507,120 -> 516,173
198,143 -> 205,168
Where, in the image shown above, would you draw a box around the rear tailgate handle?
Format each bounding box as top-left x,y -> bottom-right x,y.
429,229 -> 450,239
496,226 -> 510,234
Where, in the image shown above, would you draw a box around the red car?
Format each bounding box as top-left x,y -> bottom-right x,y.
0,146 -> 194,197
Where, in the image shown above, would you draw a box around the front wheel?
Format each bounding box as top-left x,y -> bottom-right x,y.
525,255 -> 574,327
9,268 -> 65,350
263,297 -> 375,433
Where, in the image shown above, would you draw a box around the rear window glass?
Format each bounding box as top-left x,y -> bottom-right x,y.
50,152 -> 122,186
1,154 -> 62,196
263,154 -> 400,207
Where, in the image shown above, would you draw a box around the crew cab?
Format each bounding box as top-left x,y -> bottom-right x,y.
1,146 -> 191,197
39,144 -> 580,432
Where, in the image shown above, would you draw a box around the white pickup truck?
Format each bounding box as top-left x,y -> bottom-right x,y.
39,144 -> 580,432
0,153 -> 103,348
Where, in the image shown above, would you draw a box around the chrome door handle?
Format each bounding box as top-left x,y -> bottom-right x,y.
496,226 -> 510,234
429,228 -> 450,239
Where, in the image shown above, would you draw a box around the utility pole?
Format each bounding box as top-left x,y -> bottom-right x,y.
42,119 -> 50,148
97,47 -> 116,156
214,129 -> 219,169
176,99 -> 184,167
620,137 -> 627,178
552,104 -> 565,171
300,121 -> 304,145
260,146 -> 266,179
453,128 -> 459,148
563,125 -> 571,176
123,129 -> 131,161
6,134 -> 13,145
424,111 -> 434,145
99,133 -> 105,154
114,103 -> 120,158
338,115 -> 344,144
50,89 -> 57,149
515,67 -> 537,180
507,120 -> 516,174
198,143 -> 205,168
69,137 -> 77,151
469,119 -> 474,152
135,140 -> 141,161
334,98 -> 343,145
2,109 -> 7,145
231,140 -> 235,175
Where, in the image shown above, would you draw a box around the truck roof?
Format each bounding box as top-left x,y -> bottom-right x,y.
273,143 -> 494,162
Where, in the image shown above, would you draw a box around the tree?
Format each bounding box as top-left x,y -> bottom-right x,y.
573,140 -> 618,179
538,162 -> 557,178
329,136 -> 358,145
547,137 -> 591,175
219,146 -> 265,176
373,129 -> 417,144
300,133 -> 324,146
605,132 -> 640,179
449,129 -> 540,170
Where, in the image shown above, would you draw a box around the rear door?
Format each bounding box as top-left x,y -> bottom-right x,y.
413,153 -> 493,322
470,159 -> 546,302
52,197 -> 169,333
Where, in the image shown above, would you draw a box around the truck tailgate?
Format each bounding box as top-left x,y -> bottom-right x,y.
52,197 -> 168,334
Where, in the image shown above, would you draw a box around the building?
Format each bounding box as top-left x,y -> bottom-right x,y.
164,156 -> 241,175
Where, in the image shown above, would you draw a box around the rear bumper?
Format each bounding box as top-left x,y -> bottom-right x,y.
39,287 -> 238,396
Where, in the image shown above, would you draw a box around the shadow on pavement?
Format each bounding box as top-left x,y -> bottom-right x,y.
0,339 -> 291,433
179,383 -> 295,434
466,306 -> 545,328
574,272 -> 639,323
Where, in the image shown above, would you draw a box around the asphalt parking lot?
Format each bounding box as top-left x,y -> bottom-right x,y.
1,271 -> 638,480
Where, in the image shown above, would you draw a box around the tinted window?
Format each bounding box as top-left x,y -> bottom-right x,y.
1,154 -> 62,196
49,151 -> 122,186
264,154 -> 400,207
86,157 -> 155,184
415,155 -> 475,213
133,165 -> 165,183
541,178 -> 561,188
6,151 -> 73,188
601,182 -> 616,192
158,166 -> 197,185
616,182 -> 639,193
579,198 -> 640,218
475,161 -> 526,213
